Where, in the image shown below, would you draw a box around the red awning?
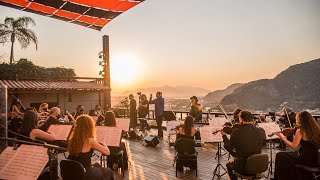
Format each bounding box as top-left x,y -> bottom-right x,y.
0,0 -> 144,30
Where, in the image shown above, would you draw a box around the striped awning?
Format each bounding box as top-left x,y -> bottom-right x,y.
0,0 -> 144,30
0,80 -> 108,91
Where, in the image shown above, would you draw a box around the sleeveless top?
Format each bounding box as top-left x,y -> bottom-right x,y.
69,149 -> 93,171
297,139 -> 318,167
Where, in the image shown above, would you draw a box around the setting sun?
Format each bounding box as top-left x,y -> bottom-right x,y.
110,54 -> 141,84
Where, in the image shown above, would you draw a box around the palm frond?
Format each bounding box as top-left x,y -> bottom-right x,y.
4,17 -> 14,27
14,16 -> 36,29
16,28 -> 38,49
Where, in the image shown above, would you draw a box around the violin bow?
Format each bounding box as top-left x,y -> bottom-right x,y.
218,104 -> 232,123
284,108 -> 293,128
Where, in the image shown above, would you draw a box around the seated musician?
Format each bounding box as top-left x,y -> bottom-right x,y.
176,115 -> 196,139
220,110 -> 266,180
38,103 -> 49,116
73,105 -> 86,119
68,115 -> 114,180
94,105 -> 103,116
39,107 -> 69,132
20,110 -> 55,142
232,108 -> 242,124
277,107 -> 296,128
273,111 -> 320,180
9,98 -> 23,119
189,96 -> 203,122
102,111 -> 129,170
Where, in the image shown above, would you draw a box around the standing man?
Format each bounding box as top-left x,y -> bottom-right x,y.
189,96 -> 203,122
129,94 -> 137,128
149,92 -> 165,138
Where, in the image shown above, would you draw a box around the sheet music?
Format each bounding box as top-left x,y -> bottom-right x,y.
116,118 -> 130,132
96,126 -> 122,147
209,117 -> 229,127
258,122 -> 281,140
200,126 -> 223,143
0,144 -> 48,180
166,120 -> 183,134
48,124 -> 72,141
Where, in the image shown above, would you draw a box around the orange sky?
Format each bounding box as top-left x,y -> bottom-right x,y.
0,0 -> 319,92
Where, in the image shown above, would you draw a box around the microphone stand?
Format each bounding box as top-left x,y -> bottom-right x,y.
0,137 -> 67,180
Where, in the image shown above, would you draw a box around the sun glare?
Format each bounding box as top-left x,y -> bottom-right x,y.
110,54 -> 141,84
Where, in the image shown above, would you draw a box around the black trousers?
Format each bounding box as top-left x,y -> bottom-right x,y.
130,111 -> 137,128
156,115 -> 164,137
226,157 -> 246,180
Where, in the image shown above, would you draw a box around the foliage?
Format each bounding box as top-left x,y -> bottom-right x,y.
0,59 -> 77,80
0,16 -> 38,64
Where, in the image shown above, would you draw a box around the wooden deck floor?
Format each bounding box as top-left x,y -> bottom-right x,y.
91,128 -> 281,180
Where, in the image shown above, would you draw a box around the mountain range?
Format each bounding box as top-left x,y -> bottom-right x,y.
113,85 -> 210,98
220,58 -> 320,111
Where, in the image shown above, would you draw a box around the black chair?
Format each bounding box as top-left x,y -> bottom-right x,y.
295,149 -> 320,180
101,150 -> 125,178
60,159 -> 86,180
233,154 -> 269,180
174,138 -> 198,177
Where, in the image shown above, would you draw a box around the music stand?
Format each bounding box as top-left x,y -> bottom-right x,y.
212,142 -> 228,179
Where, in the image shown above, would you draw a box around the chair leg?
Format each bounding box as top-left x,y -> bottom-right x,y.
175,161 -> 178,177
196,160 -> 198,177
122,154 -> 125,178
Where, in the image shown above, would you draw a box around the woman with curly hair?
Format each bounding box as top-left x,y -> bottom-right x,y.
273,111 -> 320,180
68,115 -> 114,180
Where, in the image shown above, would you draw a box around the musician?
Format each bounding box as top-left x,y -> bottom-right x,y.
94,105 -> 103,116
73,104 -> 86,119
20,110 -> 55,142
129,94 -> 137,128
40,107 -> 69,132
149,92 -> 165,138
220,110 -> 266,180
189,96 -> 203,122
38,103 -> 49,116
176,115 -> 196,139
232,108 -> 242,124
273,111 -> 320,180
277,107 -> 296,128
9,98 -> 23,118
102,110 -> 129,170
68,115 -> 114,180
138,94 -> 149,130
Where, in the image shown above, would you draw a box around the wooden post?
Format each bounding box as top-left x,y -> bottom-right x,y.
102,35 -> 111,109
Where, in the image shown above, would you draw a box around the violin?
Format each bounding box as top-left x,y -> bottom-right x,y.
268,126 -> 297,137
212,123 -> 240,135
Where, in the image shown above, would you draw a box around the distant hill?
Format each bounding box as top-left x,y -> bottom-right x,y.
202,83 -> 243,103
221,58 -> 320,111
114,86 -> 210,98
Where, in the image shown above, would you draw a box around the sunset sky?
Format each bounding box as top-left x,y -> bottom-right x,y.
0,0 -> 319,92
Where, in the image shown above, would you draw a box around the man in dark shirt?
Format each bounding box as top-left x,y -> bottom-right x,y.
129,94 -> 137,128
40,107 -> 69,132
220,110 -> 266,180
149,92 -> 165,138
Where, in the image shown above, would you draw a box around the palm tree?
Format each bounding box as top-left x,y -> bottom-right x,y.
0,16 -> 38,64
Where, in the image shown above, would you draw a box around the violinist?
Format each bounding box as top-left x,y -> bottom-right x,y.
277,107 -> 296,128
220,110 -> 266,180
38,103 -> 49,116
68,115 -> 114,180
93,105 -> 103,116
9,98 -> 24,119
39,107 -> 69,132
232,108 -> 242,124
176,115 -> 197,140
273,111 -> 320,180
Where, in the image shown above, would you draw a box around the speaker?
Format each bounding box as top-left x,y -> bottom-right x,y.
144,135 -> 160,147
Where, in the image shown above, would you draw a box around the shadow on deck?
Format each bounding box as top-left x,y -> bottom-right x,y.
95,129 -> 280,180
